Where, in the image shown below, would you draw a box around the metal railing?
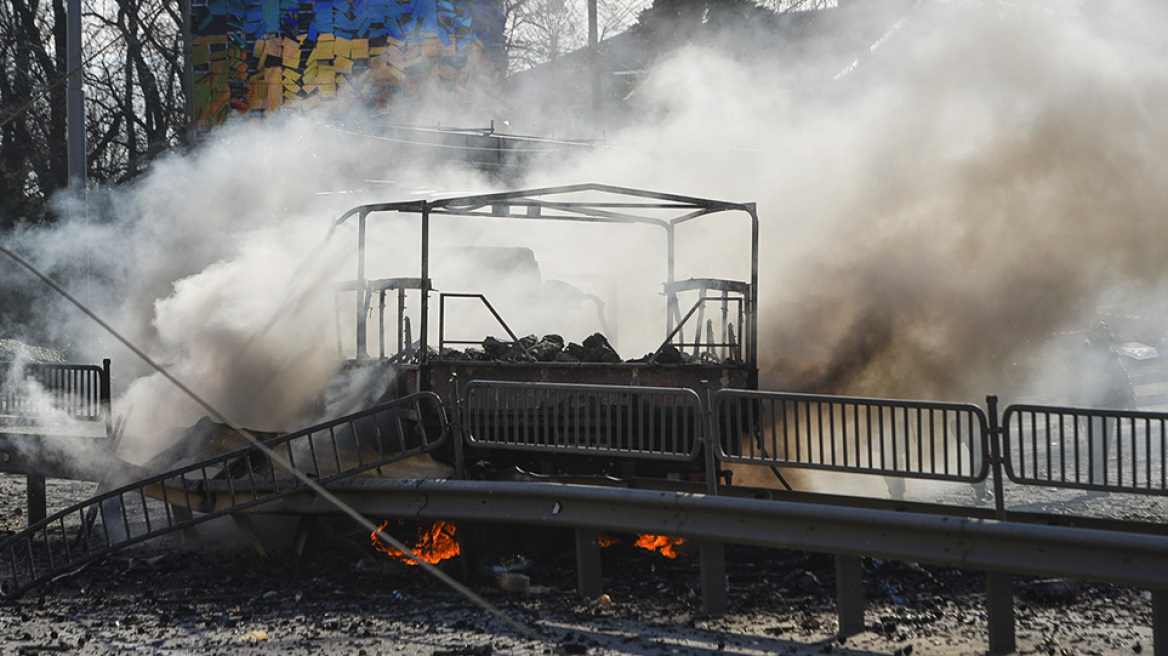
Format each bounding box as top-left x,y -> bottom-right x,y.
714,390 -> 990,483
461,380 -> 705,461
1002,404 -> 1168,494
0,360 -> 110,423
0,392 -> 448,600
438,293 -> 530,358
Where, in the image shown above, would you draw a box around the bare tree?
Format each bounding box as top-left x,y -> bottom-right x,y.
505,0 -> 646,72
0,0 -> 186,225
0,0 -> 69,225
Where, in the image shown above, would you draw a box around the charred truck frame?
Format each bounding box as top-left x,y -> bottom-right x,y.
331,183 -> 759,480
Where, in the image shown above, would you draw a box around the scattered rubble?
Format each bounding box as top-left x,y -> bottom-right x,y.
0,474 -> 1157,655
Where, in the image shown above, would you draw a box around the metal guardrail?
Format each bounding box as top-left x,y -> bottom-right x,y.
0,360 -> 110,423
1002,404 -> 1168,494
0,392 -> 448,600
714,390 -> 990,483
461,380 -> 705,461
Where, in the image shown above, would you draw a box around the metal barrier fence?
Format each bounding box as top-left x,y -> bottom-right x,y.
461,380 -> 705,461
457,381 -> 1168,505
713,390 -> 990,483
0,360 -> 110,423
1002,404 -> 1168,494
0,391 -> 449,600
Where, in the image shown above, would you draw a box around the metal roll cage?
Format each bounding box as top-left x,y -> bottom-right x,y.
329,183 -> 760,384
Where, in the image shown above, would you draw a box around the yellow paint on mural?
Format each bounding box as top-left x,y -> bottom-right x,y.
351,39 -> 369,60
336,56 -> 353,74
315,39 -> 335,60
282,38 -> 300,66
334,37 -> 352,59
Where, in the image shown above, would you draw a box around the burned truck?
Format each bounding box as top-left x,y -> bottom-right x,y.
329,184 -> 759,480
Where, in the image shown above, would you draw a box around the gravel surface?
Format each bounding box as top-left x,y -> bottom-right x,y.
0,471 -> 1159,656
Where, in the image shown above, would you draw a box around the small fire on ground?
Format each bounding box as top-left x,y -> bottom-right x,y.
599,531 -> 686,559
371,520 -> 461,565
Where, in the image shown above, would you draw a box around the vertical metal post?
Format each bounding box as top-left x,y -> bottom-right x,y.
984,398 -> 1014,654
575,527 -> 603,600
419,203 -> 431,374
702,382 -> 719,496
377,289 -> 386,358
1153,589 -> 1167,656
665,223 -> 677,338
700,540 -> 727,617
986,396 -> 1006,520
356,211 -> 368,359
746,205 -> 759,389
587,0 -> 600,126
26,474 -> 47,525
985,571 -> 1015,655
101,358 -> 112,439
699,381 -> 727,617
397,287 -> 407,356
450,373 -> 465,479
835,555 -> 865,636
66,0 -> 86,186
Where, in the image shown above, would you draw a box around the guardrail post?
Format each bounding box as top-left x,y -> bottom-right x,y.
575,527 -> 603,601
835,555 -> 865,636
26,473 -> 46,525
985,571 -> 1015,655
700,540 -> 727,616
1154,589 -> 1167,656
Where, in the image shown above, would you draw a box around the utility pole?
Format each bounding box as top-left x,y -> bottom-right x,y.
587,0 -> 601,130
66,0 -> 86,188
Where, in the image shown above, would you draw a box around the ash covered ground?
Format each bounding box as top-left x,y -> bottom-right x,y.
0,474 -> 1156,656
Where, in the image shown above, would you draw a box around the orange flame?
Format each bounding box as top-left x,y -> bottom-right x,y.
598,531 -> 685,558
633,534 -> 685,559
371,520 -> 461,565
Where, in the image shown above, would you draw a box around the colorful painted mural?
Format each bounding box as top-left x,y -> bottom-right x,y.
190,0 -> 506,130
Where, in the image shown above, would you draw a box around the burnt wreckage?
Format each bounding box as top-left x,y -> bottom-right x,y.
0,184 -> 760,599
329,183 -> 760,479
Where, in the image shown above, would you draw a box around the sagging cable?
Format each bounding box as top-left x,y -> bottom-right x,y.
0,242 -> 544,643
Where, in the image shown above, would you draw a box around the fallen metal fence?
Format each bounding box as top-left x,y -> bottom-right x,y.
0,360 -> 110,423
1002,404 -> 1168,494
461,380 -> 705,461
713,389 -> 990,483
0,392 -> 448,600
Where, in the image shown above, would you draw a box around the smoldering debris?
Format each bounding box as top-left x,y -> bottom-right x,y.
425,332 -> 736,366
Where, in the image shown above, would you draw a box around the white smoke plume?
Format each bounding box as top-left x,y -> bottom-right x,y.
538,0 -> 1168,402
6,116 -> 496,460
6,0 -> 1168,469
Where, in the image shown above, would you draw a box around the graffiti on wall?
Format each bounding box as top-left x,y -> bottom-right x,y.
190,0 -> 506,130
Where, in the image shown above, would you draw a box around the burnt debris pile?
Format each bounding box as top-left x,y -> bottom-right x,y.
432,332 -> 738,365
